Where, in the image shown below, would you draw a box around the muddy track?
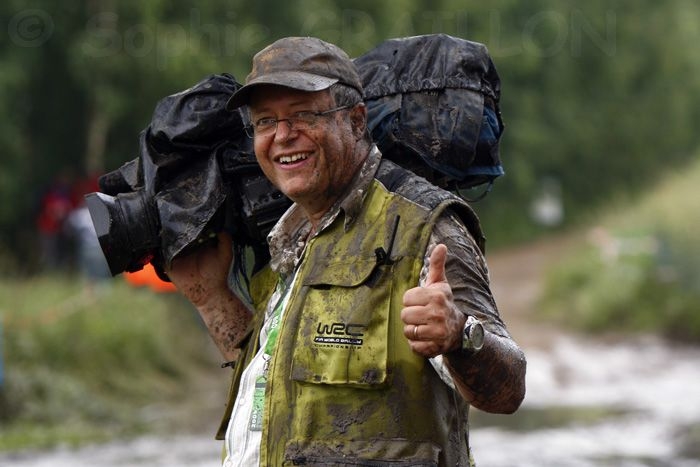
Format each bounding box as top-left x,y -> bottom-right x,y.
486,232 -> 584,349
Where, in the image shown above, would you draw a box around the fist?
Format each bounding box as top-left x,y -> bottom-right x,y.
401,244 -> 465,358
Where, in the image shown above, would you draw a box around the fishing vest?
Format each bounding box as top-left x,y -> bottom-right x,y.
218,160 -> 484,466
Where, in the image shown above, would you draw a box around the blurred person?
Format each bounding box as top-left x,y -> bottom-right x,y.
35,172 -> 74,271
64,173 -> 111,283
167,37 -> 526,466
65,200 -> 111,283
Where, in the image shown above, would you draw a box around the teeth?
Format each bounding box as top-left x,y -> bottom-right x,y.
279,153 -> 308,164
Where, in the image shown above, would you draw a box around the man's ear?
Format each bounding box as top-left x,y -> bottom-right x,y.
349,104 -> 367,140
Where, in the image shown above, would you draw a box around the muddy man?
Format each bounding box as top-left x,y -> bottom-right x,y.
167,36 -> 526,467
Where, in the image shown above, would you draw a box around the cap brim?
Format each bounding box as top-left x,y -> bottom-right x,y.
226,71 -> 339,110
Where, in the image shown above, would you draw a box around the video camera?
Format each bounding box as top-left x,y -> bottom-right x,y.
85,74 -> 290,279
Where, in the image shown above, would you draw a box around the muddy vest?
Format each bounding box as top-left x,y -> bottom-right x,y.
218,160 -> 484,466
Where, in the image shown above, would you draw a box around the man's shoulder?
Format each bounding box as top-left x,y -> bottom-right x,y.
374,158 -> 486,253
375,158 -> 459,209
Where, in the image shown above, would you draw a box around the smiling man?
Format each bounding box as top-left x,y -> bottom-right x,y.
167,36 -> 526,467
246,85 -> 366,230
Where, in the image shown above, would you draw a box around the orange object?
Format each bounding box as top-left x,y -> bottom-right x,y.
124,263 -> 177,293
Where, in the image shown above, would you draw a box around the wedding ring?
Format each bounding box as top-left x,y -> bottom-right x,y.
413,324 -> 419,340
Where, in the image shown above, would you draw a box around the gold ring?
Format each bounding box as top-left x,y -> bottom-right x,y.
413,324 -> 419,340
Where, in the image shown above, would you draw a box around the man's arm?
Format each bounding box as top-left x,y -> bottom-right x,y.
443,328 -> 526,414
165,232 -> 253,362
400,218 -> 526,414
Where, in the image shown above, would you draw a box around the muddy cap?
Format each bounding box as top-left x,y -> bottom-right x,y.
226,37 -> 363,110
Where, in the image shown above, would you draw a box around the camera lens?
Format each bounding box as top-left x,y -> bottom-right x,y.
85,190 -> 161,276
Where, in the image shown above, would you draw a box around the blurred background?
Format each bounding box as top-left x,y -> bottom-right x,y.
1,1 -> 699,466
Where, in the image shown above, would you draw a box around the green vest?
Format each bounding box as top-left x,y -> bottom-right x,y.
219,161 -> 484,466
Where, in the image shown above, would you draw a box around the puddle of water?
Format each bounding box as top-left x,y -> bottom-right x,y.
470,335 -> 700,467
472,404 -> 633,432
0,435 -> 222,467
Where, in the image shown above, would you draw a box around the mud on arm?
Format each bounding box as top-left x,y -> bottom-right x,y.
435,214 -> 526,414
166,232 -> 253,362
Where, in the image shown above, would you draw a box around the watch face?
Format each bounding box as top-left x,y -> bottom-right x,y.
470,322 -> 484,349
464,319 -> 484,352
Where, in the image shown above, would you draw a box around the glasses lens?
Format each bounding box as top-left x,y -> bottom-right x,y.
291,112 -> 318,130
251,120 -> 277,137
250,106 -> 353,137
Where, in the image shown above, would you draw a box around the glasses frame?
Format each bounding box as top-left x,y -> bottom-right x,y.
244,103 -> 357,138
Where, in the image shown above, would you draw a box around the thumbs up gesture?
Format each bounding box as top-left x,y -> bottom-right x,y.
401,244 -> 466,358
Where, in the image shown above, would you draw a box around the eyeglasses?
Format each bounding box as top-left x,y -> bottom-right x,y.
245,103 -> 356,138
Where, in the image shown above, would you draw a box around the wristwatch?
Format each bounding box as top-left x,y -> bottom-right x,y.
461,316 -> 484,353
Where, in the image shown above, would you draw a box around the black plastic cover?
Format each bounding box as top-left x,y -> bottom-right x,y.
354,34 -> 505,188
99,73 -> 250,268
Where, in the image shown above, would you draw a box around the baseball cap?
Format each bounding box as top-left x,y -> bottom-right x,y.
226,36 -> 363,110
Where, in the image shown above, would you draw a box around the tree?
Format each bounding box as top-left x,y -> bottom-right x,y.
1,0 -> 700,268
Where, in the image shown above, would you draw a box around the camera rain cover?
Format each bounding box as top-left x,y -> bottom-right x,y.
99,73 -> 249,269
354,34 -> 505,189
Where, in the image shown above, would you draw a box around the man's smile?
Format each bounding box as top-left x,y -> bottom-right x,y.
278,153 -> 310,165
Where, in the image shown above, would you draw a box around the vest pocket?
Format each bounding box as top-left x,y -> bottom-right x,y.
283,438 -> 440,466
289,256 -> 393,387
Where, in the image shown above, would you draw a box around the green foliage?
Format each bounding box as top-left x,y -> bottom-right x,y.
474,0 -> 700,245
539,154 -> 700,341
0,276 -> 217,450
3,0 -> 700,259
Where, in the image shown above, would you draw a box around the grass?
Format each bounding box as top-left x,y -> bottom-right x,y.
0,274 -> 219,452
539,154 -> 700,341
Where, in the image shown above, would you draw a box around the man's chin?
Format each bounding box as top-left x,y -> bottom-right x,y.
276,185 -> 307,204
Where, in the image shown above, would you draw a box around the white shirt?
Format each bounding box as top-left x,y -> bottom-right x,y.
222,276 -> 293,467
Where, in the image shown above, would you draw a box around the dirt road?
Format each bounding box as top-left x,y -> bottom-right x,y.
486,232 -> 582,348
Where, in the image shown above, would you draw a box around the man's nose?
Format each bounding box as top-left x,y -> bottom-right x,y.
274,119 -> 297,142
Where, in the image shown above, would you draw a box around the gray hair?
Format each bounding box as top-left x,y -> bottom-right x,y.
329,83 -> 372,143
329,83 -> 363,107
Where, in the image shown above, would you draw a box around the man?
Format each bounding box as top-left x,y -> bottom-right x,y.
167,36 -> 526,466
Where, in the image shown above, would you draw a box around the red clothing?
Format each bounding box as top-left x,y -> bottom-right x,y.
36,190 -> 73,234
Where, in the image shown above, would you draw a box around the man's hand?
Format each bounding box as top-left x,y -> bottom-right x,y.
165,232 -> 252,361
401,244 -> 466,358
166,232 -> 234,307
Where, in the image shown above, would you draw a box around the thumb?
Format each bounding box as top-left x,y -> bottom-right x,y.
426,243 -> 448,286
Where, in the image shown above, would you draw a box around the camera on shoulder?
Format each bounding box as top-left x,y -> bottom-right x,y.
85,73 -> 291,280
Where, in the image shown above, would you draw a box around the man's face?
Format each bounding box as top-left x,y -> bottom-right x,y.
248,86 -> 362,216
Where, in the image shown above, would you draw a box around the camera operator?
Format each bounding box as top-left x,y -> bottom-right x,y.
166,36 -> 526,467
